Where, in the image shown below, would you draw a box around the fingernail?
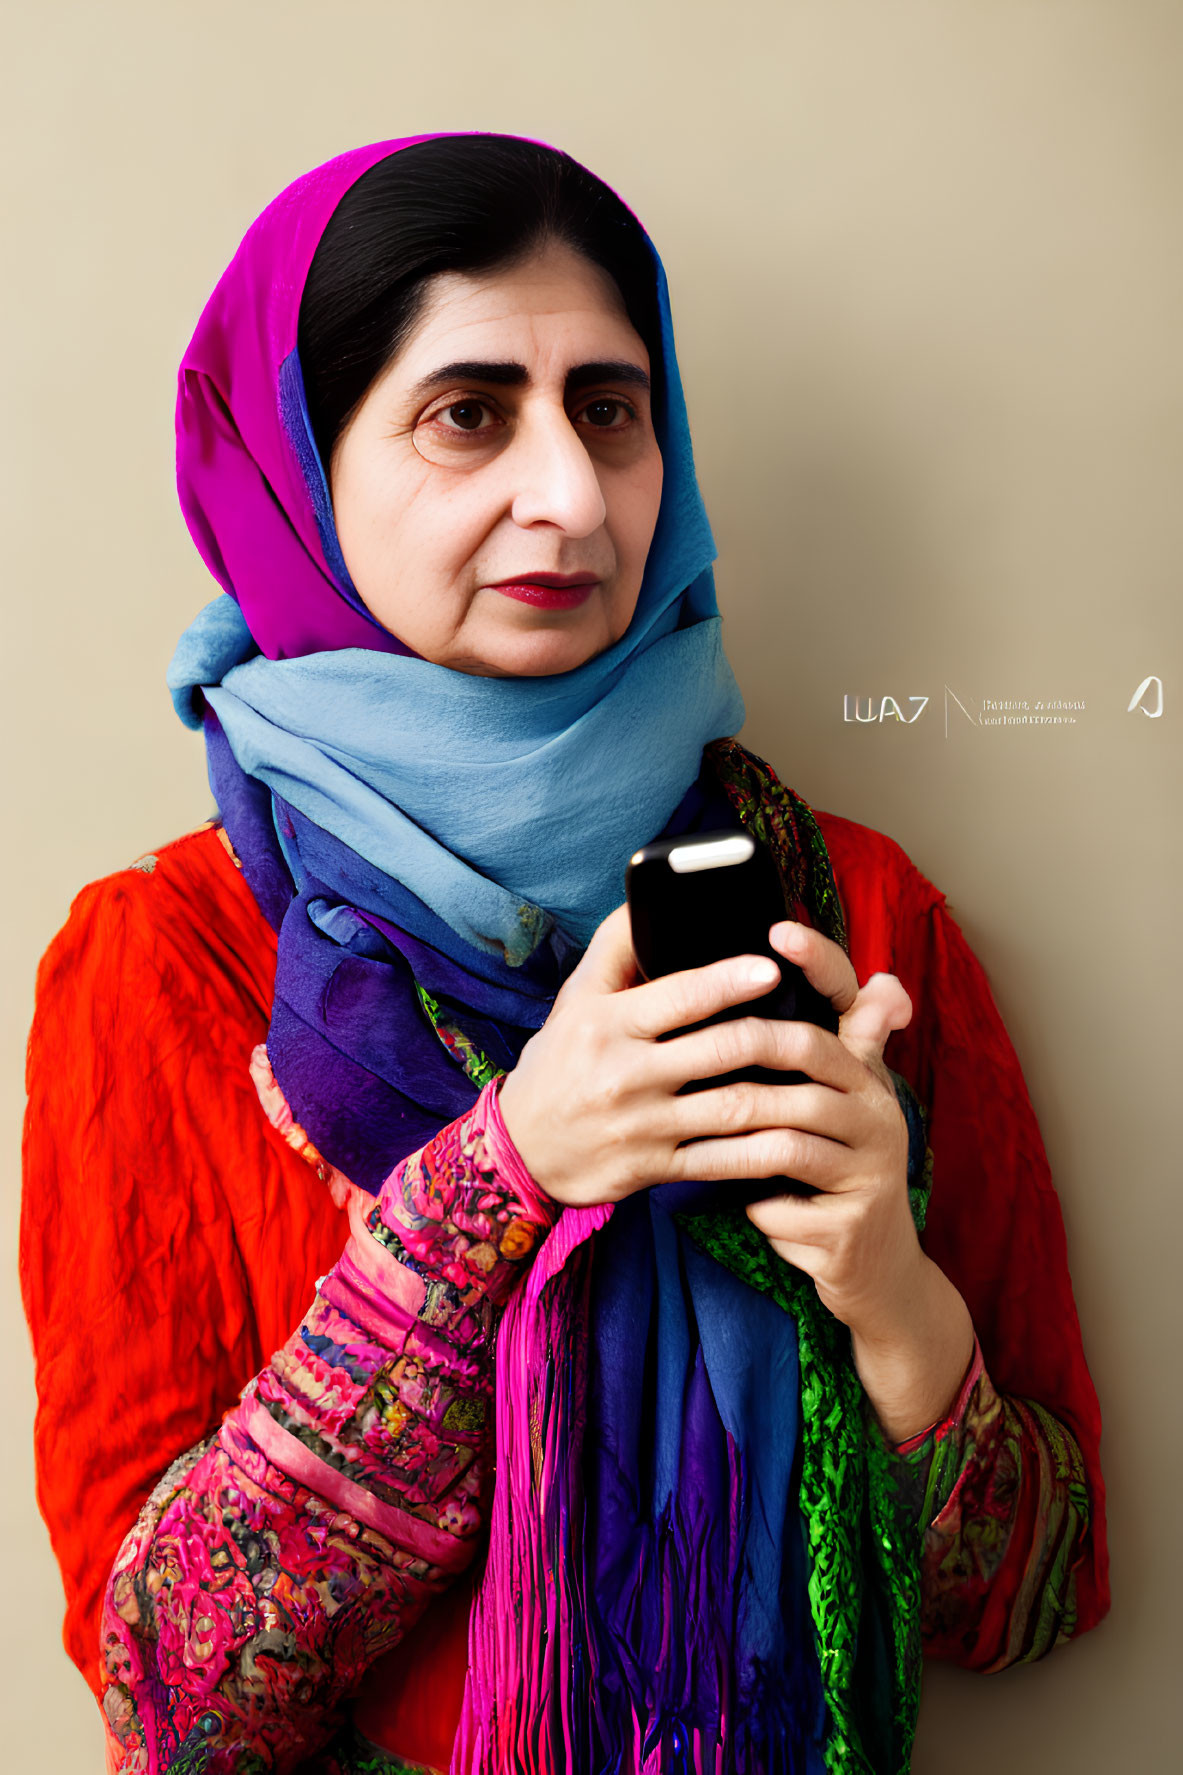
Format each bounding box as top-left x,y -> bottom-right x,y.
746,959 -> 780,985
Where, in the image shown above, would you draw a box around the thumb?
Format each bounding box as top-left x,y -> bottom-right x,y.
838,972 -> 913,1066
555,902 -> 639,1002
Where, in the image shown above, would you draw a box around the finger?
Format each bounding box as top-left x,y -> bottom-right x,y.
666,1076 -> 857,1148
622,952 -> 783,1041
838,972 -> 913,1065
654,1013 -> 862,1094
768,921 -> 860,1016
667,1124 -> 849,1191
745,1191 -> 829,1245
560,902 -> 640,998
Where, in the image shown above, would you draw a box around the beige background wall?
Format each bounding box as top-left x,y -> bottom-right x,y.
3,1 -> 1179,1767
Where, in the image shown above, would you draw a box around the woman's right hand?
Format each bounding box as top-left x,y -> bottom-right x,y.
496,901 -> 809,1208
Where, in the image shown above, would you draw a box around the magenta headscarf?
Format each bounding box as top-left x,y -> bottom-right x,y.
178,133 -> 432,660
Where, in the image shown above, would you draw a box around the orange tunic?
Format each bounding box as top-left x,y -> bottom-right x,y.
21,815 -> 1108,1767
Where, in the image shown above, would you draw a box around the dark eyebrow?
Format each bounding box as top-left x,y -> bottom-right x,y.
564,361 -> 651,393
408,361 -> 529,400
407,358 -> 651,402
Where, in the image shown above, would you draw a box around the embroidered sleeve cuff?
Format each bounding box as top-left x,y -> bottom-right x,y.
363,1078 -> 558,1324
486,1072 -> 558,1225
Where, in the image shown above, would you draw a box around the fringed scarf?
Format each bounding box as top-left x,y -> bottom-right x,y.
447,741 -> 930,1775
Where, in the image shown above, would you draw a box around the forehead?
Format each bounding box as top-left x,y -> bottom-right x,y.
391,242 -> 646,379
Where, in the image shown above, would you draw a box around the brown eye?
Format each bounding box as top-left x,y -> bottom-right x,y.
445,401 -> 489,431
582,398 -> 629,428
412,397 -> 506,466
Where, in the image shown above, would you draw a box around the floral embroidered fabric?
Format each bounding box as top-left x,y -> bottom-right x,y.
100,1075 -> 554,1774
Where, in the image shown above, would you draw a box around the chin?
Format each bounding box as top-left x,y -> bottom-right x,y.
495,647 -> 599,678
483,620 -> 616,679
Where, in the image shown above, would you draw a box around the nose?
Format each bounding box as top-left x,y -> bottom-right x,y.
506,403 -> 607,537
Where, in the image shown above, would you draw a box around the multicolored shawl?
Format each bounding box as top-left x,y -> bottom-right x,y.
449,740 -> 932,1775
166,135 -> 931,1771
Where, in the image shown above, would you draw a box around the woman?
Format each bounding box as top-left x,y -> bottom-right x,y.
22,133 -> 1107,1774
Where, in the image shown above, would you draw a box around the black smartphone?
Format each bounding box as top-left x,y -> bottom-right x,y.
625,828 -> 837,1200
625,827 -> 838,1093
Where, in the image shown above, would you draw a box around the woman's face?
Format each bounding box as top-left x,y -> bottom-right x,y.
329,240 -> 664,678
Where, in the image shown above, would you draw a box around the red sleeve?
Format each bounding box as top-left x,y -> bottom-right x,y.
20,829 -> 350,1695
814,810 -> 1108,1637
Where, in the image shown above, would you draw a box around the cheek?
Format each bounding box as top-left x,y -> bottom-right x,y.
338,460 -> 470,584
608,452 -> 664,569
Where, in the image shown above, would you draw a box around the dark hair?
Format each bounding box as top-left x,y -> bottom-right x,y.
297,134 -> 663,467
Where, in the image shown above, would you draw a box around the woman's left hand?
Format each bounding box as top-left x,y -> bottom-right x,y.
746,921 -> 975,1442
743,922 -> 915,1334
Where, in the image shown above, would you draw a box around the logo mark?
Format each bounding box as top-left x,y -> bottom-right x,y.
842,695 -> 929,724
1127,675 -> 1163,718
944,686 -> 978,736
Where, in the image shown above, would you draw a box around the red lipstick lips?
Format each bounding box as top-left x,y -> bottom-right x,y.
489,572 -> 598,610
